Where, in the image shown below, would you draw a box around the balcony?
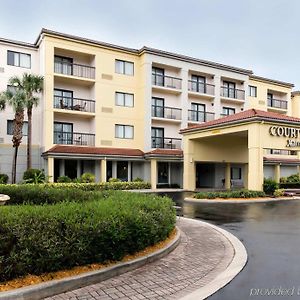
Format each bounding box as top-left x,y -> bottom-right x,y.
267,98 -> 288,112
54,60 -> 95,80
54,131 -> 95,146
151,137 -> 182,149
53,95 -> 95,114
152,74 -> 182,94
152,105 -> 182,121
188,110 -> 215,123
220,87 -> 245,103
188,81 -> 215,99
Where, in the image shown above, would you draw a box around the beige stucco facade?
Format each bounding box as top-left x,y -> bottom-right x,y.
0,29 -> 300,189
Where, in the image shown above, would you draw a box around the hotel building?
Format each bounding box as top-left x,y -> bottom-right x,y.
1,29 -> 300,190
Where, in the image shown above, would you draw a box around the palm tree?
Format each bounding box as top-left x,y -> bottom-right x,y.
0,88 -> 26,183
9,74 -> 43,169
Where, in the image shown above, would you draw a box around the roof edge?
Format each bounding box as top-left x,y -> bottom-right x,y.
250,75 -> 294,88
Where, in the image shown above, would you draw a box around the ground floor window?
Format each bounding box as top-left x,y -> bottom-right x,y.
158,162 -> 169,184
231,167 -> 242,180
117,161 -> 128,181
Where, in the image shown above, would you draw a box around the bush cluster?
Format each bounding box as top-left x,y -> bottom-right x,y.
280,174 -> 300,183
279,182 -> 300,189
0,174 -> 8,184
195,189 -> 266,199
0,192 -> 176,282
263,178 -> 279,195
273,189 -> 285,197
0,182 -> 151,205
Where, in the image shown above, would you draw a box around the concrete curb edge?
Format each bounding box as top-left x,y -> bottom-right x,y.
0,228 -> 181,300
184,196 -> 300,204
178,217 -> 247,300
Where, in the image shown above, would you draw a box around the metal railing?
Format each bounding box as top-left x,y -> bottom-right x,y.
188,80 -> 215,95
53,131 -> 95,146
152,74 -> 182,89
267,98 -> 288,109
151,137 -> 182,149
151,105 -> 182,120
220,87 -> 245,100
53,96 -> 95,113
54,61 -> 95,79
188,110 -> 215,122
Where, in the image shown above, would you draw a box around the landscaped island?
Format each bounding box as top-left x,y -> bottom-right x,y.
0,183 -> 176,284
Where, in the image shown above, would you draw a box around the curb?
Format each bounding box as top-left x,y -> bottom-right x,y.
184,196 -> 300,204
178,218 -> 247,300
0,228 -> 181,300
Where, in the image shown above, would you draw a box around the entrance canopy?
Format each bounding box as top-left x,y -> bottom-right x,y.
180,109 -> 300,191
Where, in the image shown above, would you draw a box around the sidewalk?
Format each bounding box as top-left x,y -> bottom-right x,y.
46,217 -> 244,300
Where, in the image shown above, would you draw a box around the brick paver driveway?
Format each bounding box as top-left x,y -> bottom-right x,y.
47,218 -> 234,300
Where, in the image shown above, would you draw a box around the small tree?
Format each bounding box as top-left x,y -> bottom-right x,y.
0,89 -> 26,183
9,74 -> 43,170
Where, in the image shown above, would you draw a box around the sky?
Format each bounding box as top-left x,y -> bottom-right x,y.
0,0 -> 300,87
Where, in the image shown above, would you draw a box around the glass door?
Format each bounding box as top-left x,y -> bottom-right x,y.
54,56 -> 73,75
152,97 -> 165,118
152,67 -> 164,86
54,89 -> 73,109
191,103 -> 205,122
223,81 -> 236,98
151,127 -> 164,148
54,122 -> 73,144
191,75 -> 206,93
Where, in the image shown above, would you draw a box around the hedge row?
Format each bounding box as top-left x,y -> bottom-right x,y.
195,189 -> 266,199
0,184 -> 106,205
0,192 -> 176,282
0,182 -> 150,205
279,182 -> 300,189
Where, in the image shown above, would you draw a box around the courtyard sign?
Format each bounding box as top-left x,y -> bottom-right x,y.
269,126 -> 300,147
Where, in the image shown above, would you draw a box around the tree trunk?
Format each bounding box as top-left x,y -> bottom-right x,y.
12,146 -> 18,184
27,107 -> 32,170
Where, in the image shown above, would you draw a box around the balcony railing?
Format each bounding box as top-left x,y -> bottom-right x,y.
188,110 -> 215,122
267,98 -> 288,109
54,61 -> 95,79
53,96 -> 95,113
151,137 -> 182,149
152,105 -> 182,120
188,80 -> 215,95
54,131 -> 95,146
220,87 -> 245,100
152,74 -> 182,89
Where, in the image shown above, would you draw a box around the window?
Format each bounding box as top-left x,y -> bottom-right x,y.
54,56 -> 73,75
191,75 -> 206,93
117,161 -> 129,181
231,167 -> 242,180
157,162 -> 169,184
248,85 -> 257,97
191,103 -> 205,122
115,124 -> 134,139
115,92 -> 134,107
54,89 -> 73,109
223,81 -> 236,98
152,67 -> 165,86
7,120 -> 28,136
115,60 -> 134,75
54,122 -> 73,144
152,97 -> 165,118
222,107 -> 235,116
151,127 -> 164,148
7,51 -> 31,68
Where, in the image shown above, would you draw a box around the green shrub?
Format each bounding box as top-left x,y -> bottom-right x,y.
108,178 -> 121,183
280,177 -> 287,183
133,177 -> 143,182
195,189 -> 266,199
274,189 -> 285,197
0,174 -> 9,184
286,174 -> 300,183
80,173 -> 95,183
0,182 -> 151,205
279,182 -> 300,189
263,178 -> 279,195
57,176 -> 72,183
23,169 -> 46,184
0,192 -> 176,282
